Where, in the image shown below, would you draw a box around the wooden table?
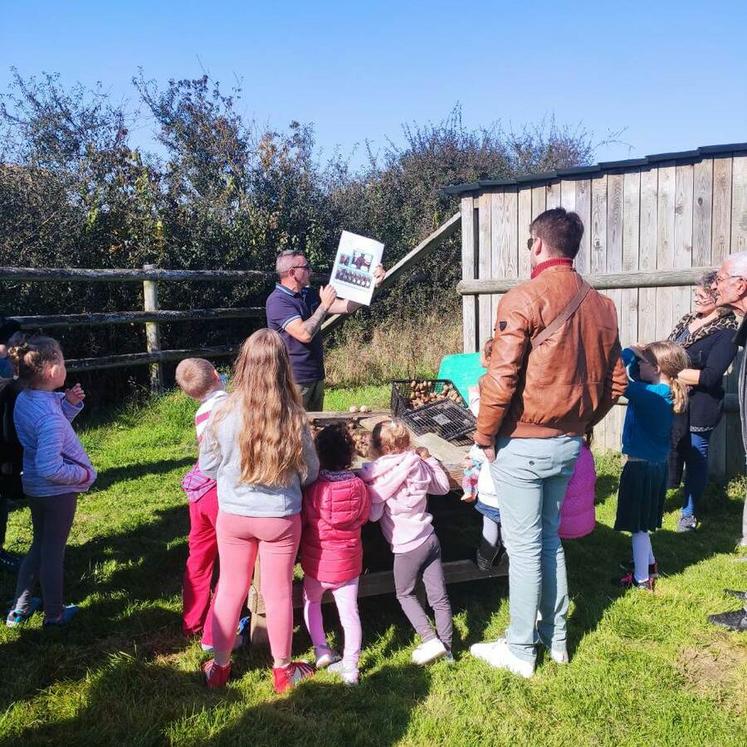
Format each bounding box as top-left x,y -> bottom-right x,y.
247,410 -> 506,645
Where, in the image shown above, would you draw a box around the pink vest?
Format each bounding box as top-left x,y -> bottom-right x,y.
559,443 -> 596,539
301,472 -> 370,585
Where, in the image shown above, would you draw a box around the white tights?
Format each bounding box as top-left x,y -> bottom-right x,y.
631,531 -> 655,582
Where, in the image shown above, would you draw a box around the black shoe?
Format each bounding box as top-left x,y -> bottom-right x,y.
476,539 -> 503,572
724,589 -> 747,602
708,609 -> 747,632
0,549 -> 22,573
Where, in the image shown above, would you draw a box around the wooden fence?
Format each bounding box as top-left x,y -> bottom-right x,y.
1,212 -> 461,388
447,142 -> 747,479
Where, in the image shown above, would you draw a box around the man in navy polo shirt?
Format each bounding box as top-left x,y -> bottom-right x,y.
266,250 -> 383,411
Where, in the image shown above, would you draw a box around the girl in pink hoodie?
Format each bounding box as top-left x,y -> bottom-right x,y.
360,419 -> 454,665
301,424 -> 370,685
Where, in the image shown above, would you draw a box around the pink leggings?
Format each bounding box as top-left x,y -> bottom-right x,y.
212,511 -> 301,666
303,576 -> 361,668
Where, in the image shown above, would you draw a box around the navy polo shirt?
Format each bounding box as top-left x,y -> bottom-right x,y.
266,283 -> 325,384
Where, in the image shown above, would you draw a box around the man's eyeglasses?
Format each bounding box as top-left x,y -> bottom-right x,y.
715,273 -> 746,283
292,264 -> 311,271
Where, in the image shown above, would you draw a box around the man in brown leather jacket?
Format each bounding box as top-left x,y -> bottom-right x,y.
470,208 -> 627,678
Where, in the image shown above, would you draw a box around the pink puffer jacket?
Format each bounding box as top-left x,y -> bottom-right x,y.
301,471 -> 371,585
559,443 -> 596,539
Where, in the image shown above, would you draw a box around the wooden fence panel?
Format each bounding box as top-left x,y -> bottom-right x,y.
574,179 -> 592,275
732,156 -> 747,253
655,166 -> 676,340
461,197 -> 477,352
712,157 -> 733,263
478,193 -> 493,348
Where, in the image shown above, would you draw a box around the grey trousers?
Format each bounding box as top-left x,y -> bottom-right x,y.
13,492 -> 77,620
393,533 -> 453,650
490,435 -> 581,663
298,379 -> 325,412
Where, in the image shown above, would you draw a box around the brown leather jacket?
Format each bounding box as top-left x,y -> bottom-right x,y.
475,264 -> 628,445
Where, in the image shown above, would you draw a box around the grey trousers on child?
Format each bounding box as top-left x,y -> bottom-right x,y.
393,532 -> 453,650
13,492 -> 78,620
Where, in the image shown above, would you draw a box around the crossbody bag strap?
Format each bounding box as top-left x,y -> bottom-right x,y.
529,280 -> 591,351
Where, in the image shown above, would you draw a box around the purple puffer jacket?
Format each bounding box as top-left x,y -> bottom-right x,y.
559,443 -> 596,539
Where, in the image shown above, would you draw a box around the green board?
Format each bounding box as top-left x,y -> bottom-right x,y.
437,353 -> 485,403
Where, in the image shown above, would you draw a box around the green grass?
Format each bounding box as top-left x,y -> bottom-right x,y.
1,390 -> 746,746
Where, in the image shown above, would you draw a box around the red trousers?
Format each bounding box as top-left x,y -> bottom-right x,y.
182,486 -> 219,646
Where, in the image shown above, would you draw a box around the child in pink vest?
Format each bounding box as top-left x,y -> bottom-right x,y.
176,358 -> 239,652
301,423 -> 370,685
360,419 -> 454,665
559,434 -> 596,540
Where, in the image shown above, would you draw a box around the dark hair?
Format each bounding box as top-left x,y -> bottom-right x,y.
7,334 -> 63,386
315,423 -> 355,471
530,208 -> 584,259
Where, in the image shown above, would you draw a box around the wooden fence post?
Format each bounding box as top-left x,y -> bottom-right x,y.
142,264 -> 163,393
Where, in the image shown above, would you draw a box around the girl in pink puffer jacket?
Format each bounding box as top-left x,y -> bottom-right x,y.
559,437 -> 597,540
301,424 -> 370,685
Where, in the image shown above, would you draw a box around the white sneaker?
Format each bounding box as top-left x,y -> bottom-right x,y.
549,646 -> 569,664
327,660 -> 359,685
470,638 -> 534,678
411,637 -> 447,665
315,649 -> 342,669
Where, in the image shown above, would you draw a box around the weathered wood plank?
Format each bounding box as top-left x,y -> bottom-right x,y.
622,172 -> 641,272
11,307 -> 265,329
461,198 -> 478,352
672,164 -> 695,326
457,267 -> 715,294
712,157 -> 733,263
531,185 -> 546,220
607,174 -> 624,273
574,179 -> 592,275
656,166 -> 676,339
731,155 -> 747,253
546,181 -> 561,209
66,345 -> 236,372
639,169 -> 658,273
478,193 -> 493,347
0,267 -> 280,283
591,175 -> 608,274
692,159 -> 713,267
518,188 -> 533,279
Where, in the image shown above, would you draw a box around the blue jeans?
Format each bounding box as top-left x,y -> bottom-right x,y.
489,435 -> 581,663
681,430 -> 712,518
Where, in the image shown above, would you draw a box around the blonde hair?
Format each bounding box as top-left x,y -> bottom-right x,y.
371,418 -> 411,456
212,328 -> 308,486
7,334 -> 62,387
176,358 -> 219,400
645,341 -> 689,415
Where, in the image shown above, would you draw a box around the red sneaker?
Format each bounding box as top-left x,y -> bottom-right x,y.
202,659 -> 231,688
614,570 -> 655,591
273,661 -> 315,694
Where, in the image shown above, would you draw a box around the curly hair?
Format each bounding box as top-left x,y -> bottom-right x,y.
315,423 -> 355,471
7,334 -> 62,387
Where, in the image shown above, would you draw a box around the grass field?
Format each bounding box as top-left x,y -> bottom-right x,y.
1,390 -> 746,746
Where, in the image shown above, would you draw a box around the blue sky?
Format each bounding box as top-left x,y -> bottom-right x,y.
2,1 -> 746,169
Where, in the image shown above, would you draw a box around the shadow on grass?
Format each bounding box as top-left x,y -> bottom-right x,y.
93,456 -> 195,491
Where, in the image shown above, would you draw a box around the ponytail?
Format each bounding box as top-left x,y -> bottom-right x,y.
645,340 -> 690,415
7,334 -> 62,387
669,378 -> 688,415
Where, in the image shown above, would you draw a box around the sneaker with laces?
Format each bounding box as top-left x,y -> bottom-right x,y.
327,660 -> 359,685
411,637 -> 447,665
43,604 -> 79,627
618,559 -> 659,577
202,659 -> 232,688
614,570 -> 655,591
708,609 -> 747,632
273,661 -> 315,694
677,515 -> 697,533
6,597 -> 42,627
314,647 -> 342,669
470,638 -> 534,678
200,615 -> 250,652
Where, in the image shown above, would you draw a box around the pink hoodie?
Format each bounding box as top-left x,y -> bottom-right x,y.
360,451 -> 451,554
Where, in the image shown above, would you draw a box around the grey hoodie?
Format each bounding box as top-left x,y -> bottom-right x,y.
199,404 -> 319,518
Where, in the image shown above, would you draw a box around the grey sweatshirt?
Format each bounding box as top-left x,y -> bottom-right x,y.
199,405 -> 319,517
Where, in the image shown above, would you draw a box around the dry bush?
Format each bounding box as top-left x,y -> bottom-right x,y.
324,308 -> 463,387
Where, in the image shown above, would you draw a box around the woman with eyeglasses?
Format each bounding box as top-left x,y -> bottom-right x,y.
667,271 -> 739,532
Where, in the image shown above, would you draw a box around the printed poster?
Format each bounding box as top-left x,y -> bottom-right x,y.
329,230 -> 384,306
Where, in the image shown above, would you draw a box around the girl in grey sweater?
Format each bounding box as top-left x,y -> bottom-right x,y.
6,335 -> 95,628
